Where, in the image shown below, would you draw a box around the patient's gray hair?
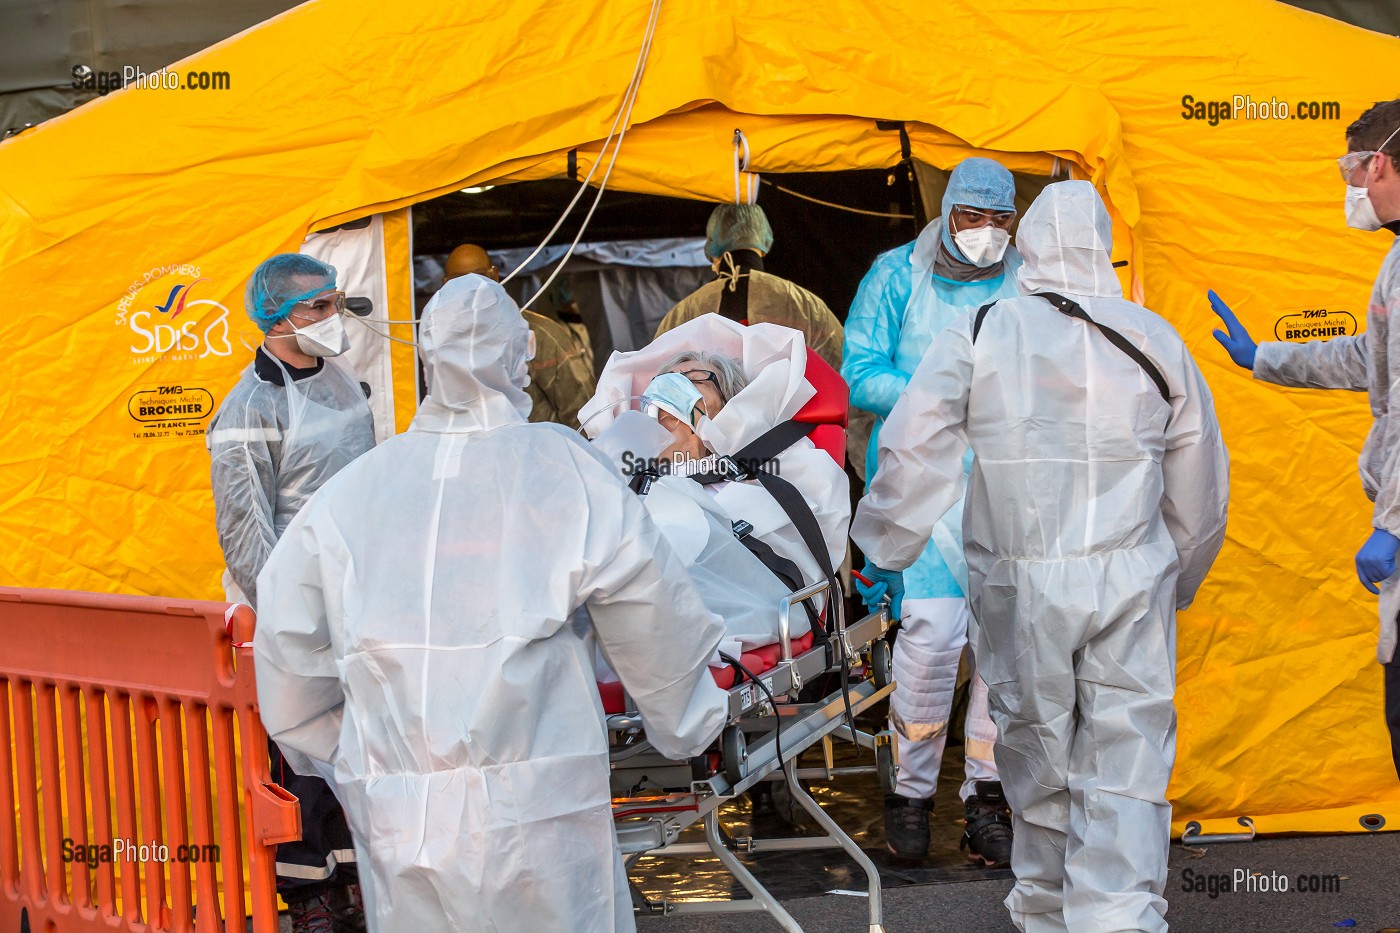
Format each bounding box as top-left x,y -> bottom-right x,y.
658,351 -> 749,403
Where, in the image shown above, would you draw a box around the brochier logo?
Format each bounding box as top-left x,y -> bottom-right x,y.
1273,309 -> 1357,342
116,265 -> 233,362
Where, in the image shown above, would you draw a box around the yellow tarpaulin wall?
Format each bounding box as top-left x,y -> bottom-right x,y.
1,0 -> 1398,835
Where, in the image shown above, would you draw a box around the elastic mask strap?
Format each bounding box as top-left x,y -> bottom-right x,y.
344,313 -> 419,348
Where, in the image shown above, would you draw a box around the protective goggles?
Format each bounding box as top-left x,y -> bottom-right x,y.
288,289 -> 348,321
1338,124 -> 1400,182
950,205 -> 1017,228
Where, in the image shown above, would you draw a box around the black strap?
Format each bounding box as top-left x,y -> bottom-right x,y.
876,119 -> 926,232
972,293 -> 1171,403
628,469 -> 657,495
972,301 -> 997,343
736,531 -> 804,592
750,470 -> 836,583
736,420 -> 817,466
692,421 -> 831,582
691,419 -> 840,636
690,420 -> 816,483
736,530 -> 821,630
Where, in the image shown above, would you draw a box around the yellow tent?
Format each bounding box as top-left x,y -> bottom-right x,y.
2,0 -> 1398,837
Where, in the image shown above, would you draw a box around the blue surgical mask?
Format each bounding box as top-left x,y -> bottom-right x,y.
642,372 -> 704,427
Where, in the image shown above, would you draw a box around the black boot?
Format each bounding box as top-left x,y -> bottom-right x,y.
961,780 -> 1013,868
329,882 -> 366,933
883,793 -> 934,859
287,890 -> 337,933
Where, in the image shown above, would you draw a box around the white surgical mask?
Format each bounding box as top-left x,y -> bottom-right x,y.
642,372 -> 704,427
289,314 -> 349,357
1345,185 -> 1385,232
952,225 -> 1011,267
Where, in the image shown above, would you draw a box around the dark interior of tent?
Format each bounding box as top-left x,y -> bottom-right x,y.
409,164 -> 1056,366
412,169 -> 921,323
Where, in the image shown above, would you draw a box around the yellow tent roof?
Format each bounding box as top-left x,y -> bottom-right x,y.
3,0 -> 1399,834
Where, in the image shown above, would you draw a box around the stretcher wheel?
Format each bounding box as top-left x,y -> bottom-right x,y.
722,725 -> 749,786
876,739 -> 898,794
870,638 -> 893,689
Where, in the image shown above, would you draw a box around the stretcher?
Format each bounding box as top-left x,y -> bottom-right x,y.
602,580 -> 897,933
589,333 -> 892,929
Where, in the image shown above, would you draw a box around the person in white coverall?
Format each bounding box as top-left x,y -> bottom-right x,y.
253,273 -> 730,933
1209,98 -> 1400,778
842,156 -> 1022,863
851,180 -> 1229,933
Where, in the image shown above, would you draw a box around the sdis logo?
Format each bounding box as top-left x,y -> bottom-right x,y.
116,265 -> 234,362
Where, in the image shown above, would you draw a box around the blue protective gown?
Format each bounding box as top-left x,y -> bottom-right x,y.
842,218 -> 1021,599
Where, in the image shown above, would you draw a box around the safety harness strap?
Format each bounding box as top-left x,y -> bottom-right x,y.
691,419 -> 840,636
691,421 -> 831,577
734,527 -> 806,594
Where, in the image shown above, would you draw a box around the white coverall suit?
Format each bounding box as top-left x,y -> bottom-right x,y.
851,181 -> 1229,932
1251,235 -> 1400,775
844,209 -> 1021,801
253,274 -> 730,933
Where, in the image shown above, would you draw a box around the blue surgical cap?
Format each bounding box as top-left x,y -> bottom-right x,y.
705,204 -> 774,260
942,158 -> 1017,217
244,253 -> 338,333
940,158 -> 1017,265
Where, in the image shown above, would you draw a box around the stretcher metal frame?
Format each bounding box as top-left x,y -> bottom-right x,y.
607,581 -> 896,933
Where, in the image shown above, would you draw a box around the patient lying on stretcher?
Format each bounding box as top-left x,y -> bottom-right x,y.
579,316 -> 851,670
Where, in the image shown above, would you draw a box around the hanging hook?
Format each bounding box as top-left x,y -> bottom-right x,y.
733,129 -> 755,204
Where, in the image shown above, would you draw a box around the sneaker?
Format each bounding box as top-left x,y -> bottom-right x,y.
961,780 -> 1013,868
332,883 -> 367,933
287,891 -> 337,933
883,793 -> 934,859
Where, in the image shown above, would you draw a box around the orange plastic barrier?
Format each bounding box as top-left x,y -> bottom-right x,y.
0,588 -> 300,932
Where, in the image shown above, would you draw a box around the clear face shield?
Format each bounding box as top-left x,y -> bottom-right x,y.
578,397 -> 675,480
578,373 -> 721,483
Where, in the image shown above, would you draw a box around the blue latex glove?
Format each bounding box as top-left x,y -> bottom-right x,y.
1356,528 -> 1400,594
1208,290 -> 1258,371
855,563 -> 905,619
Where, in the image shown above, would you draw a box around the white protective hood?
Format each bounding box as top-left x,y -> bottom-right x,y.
413,273 -> 534,433
1015,180 -> 1124,299
254,278 -> 731,932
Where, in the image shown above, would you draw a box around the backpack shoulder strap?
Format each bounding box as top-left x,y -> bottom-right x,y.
1035,292 -> 1171,403
971,301 -> 999,343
